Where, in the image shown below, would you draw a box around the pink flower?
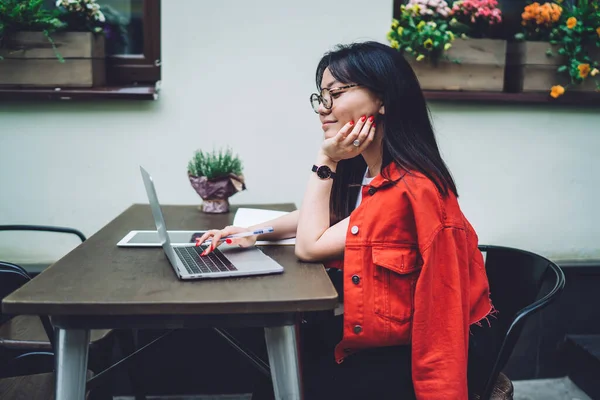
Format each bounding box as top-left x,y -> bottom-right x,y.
452,0 -> 502,26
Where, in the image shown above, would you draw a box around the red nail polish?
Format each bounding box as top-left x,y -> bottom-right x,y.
360,115 -> 366,122
373,122 -> 376,128
349,120 -> 355,126
368,116 -> 374,122
201,250 -> 207,256
226,239 -> 232,244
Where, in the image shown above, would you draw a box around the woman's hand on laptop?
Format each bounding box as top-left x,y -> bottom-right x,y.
196,226 -> 257,256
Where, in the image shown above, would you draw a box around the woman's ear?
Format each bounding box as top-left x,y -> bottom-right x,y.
378,105 -> 385,115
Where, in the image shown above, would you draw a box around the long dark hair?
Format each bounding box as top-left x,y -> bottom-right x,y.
315,41 -> 457,223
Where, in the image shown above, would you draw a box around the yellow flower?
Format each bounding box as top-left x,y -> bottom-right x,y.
416,54 -> 425,61
591,68 -> 599,77
597,27 -> 600,37
386,30 -> 394,41
417,21 -> 426,31
550,85 -> 565,98
448,31 -> 455,41
578,63 -> 591,78
567,17 -> 577,29
390,39 -> 400,49
444,43 -> 452,51
392,19 -> 399,29
397,27 -> 404,36
461,33 -> 468,39
424,38 -> 433,49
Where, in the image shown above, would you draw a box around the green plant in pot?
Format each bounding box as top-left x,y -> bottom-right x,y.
187,148 -> 246,214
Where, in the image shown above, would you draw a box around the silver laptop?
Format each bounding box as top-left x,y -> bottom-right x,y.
140,166 -> 284,280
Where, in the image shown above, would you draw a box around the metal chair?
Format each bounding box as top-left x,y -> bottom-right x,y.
0,225 -> 153,399
0,225 -> 114,359
0,262 -> 93,399
468,245 -> 566,400
0,351 -> 94,399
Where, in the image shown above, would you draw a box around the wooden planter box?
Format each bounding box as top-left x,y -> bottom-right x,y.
515,41 -> 600,92
0,31 -> 106,88
407,38 -> 507,92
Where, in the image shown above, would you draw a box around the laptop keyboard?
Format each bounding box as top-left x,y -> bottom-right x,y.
174,246 -> 237,275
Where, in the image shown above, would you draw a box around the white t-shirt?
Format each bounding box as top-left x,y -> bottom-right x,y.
354,168 -> 375,209
333,168 -> 376,316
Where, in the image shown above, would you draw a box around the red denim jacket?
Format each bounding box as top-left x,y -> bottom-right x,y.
332,163 -> 492,399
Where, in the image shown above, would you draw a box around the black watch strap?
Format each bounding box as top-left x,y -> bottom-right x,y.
312,165 -> 336,179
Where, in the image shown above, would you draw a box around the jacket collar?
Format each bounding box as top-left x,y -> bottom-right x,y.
368,162 -> 409,190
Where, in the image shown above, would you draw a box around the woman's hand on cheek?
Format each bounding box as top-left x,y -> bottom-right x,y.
321,115 -> 376,162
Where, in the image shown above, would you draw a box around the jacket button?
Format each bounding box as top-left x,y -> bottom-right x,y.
368,187 -> 376,195
350,225 -> 359,235
351,275 -> 360,285
353,325 -> 363,334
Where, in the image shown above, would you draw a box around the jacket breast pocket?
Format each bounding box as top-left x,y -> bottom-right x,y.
372,246 -> 422,323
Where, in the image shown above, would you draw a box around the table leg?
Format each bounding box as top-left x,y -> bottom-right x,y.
55,328 -> 90,400
264,325 -> 301,400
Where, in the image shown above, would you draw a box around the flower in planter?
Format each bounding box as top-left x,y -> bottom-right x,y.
550,84 -> 565,98
546,0 -> 600,96
55,0 -> 105,33
386,0 -> 462,64
517,2 -> 563,41
406,0 -> 451,18
578,62 -> 591,78
515,0 -> 600,97
450,0 -> 502,38
0,0 -> 110,63
187,148 -> 246,214
0,0 -> 65,51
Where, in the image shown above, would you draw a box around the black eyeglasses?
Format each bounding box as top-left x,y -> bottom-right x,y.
310,84 -> 359,113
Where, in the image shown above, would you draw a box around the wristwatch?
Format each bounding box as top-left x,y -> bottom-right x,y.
312,165 -> 336,180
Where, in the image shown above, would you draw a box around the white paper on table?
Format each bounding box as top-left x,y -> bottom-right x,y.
233,207 -> 296,245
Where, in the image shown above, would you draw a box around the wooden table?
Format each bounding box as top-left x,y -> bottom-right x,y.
2,204 -> 338,400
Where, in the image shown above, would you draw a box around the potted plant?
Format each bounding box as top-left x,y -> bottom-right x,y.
387,0 -> 507,91
0,0 -> 107,87
514,0 -> 599,97
187,148 -> 246,214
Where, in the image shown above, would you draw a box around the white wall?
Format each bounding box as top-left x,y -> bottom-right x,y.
0,0 -> 598,264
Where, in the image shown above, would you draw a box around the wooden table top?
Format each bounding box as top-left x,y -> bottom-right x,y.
3,204 -> 338,316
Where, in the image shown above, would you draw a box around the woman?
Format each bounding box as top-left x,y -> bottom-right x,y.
197,41 -> 492,399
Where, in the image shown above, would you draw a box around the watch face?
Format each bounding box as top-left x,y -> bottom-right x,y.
316,165 -> 331,179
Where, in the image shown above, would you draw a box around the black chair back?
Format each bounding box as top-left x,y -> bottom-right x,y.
0,262 -> 31,326
0,261 -> 54,347
0,225 -> 86,243
468,245 -> 565,399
